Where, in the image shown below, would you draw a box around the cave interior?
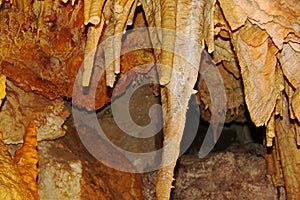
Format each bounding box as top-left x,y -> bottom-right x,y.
0,0 -> 299,199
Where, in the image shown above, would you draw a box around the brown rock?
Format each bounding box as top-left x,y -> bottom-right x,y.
143,152 -> 278,200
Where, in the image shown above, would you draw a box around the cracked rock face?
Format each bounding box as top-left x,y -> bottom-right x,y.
0,81 -> 70,144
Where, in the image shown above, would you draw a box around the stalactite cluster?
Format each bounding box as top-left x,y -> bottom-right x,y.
217,1 -> 300,198
76,0 -> 300,198
0,0 -> 299,199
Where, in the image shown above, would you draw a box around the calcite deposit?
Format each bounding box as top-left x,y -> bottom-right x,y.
0,123 -> 38,200
0,0 -> 299,199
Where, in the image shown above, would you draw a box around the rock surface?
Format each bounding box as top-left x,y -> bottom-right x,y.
36,118 -> 144,200
143,152 -> 279,200
0,81 -> 70,144
0,132 -> 35,200
38,140 -> 82,200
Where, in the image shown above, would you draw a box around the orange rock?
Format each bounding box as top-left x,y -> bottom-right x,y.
14,122 -> 39,200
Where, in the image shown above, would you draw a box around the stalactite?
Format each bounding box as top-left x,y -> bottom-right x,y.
83,0 -> 92,24
139,0 -> 162,61
266,112 -> 275,147
0,123 -> 38,200
292,87 -> 300,122
81,0 -> 137,87
295,121 -> 300,147
157,0 -> 177,85
126,0 -> 138,26
231,24 -> 279,126
1,0 -> 299,198
265,136 -> 285,187
275,94 -> 300,199
88,0 -> 106,25
0,75 -> 6,106
156,0 -> 214,198
82,20 -> 105,86
13,122 -> 39,200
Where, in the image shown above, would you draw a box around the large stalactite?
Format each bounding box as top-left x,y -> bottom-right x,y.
0,0 -> 299,199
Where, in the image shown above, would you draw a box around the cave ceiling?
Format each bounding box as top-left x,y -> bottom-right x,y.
0,0 -> 300,199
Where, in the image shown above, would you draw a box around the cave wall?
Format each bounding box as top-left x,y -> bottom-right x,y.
0,0 -> 299,199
